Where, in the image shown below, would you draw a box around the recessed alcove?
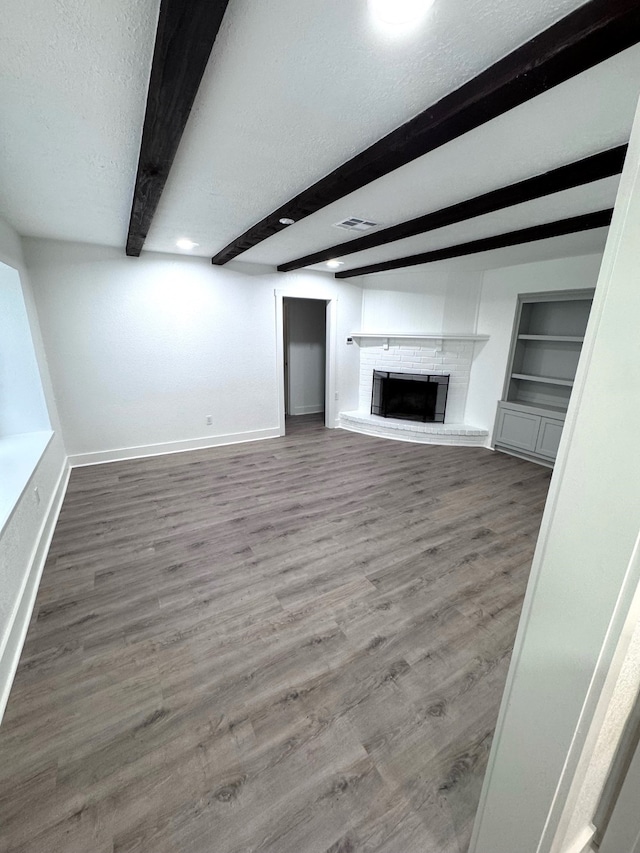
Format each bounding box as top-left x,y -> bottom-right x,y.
0,261 -> 53,532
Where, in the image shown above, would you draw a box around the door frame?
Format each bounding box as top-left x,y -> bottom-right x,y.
274,288 -> 338,436
599,727 -> 640,852
469,97 -> 640,853
283,297 -> 290,416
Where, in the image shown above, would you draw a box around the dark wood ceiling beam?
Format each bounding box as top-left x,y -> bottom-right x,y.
126,0 -> 230,257
212,0 -> 640,266
277,146 -> 626,272
334,210 -> 613,278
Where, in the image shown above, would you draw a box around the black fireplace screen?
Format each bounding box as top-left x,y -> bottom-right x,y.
371,370 -> 449,423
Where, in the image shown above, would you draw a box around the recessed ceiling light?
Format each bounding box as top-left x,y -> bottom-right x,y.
176,238 -> 198,251
369,0 -> 434,27
279,217 -> 296,226
326,259 -> 344,270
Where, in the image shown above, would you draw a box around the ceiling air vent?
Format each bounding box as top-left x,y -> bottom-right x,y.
332,217 -> 379,231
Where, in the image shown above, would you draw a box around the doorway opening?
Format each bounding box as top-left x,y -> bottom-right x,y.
283,297 -> 327,433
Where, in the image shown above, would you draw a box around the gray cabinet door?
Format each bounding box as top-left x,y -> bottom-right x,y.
535,417 -> 564,460
495,407 -> 541,452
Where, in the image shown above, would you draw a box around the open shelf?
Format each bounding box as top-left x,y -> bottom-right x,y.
519,298 -> 592,337
511,373 -> 574,387
512,337 -> 581,384
508,377 -> 573,411
518,334 -> 584,343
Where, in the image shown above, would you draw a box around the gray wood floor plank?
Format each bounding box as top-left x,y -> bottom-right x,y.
0,414 -> 551,852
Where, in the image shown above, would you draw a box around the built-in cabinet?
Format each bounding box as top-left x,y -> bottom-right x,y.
494,289 -> 594,465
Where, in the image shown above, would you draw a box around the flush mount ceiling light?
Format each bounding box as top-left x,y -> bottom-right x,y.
279,217 -> 296,226
176,238 -> 198,251
326,259 -> 344,269
369,0 -> 434,27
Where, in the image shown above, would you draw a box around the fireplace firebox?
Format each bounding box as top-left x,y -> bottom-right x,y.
371,370 -> 449,423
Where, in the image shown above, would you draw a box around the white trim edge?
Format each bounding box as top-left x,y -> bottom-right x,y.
68,427 -> 281,468
0,458 -> 71,723
274,290 -> 338,435
290,405 -> 325,416
563,825 -> 596,853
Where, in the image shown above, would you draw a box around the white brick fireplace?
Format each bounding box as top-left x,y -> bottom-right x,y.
338,334 -> 490,446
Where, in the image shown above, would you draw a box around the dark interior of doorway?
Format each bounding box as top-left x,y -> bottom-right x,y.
283,297 -> 327,431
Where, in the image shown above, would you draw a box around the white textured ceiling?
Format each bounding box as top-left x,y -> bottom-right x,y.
351,229 -> 610,290
243,47 -> 639,269
312,175 -> 619,273
0,0 -> 159,246
0,0 -> 638,276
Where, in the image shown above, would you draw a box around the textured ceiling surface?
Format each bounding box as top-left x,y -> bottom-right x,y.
0,0 -> 637,274
352,227 -> 610,290
305,176 -> 620,273
0,0 -> 159,246
239,48 -> 639,269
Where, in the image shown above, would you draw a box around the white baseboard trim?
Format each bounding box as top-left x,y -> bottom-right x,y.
68,427 -> 281,467
289,405 -> 325,416
0,459 -> 71,723
494,443 -> 554,468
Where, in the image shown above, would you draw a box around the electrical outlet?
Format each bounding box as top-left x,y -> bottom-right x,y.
334,392 -> 339,401
34,486 -> 40,506
206,415 -> 213,425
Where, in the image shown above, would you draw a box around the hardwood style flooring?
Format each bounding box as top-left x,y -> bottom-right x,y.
0,415 -> 551,853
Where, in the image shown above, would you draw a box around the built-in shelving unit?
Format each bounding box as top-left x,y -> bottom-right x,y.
494,289 -> 594,465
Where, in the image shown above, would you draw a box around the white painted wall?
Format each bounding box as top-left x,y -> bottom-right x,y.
442,270 -> 484,334
361,286 -> 447,333
359,267 -> 482,334
470,99 -> 640,853
0,216 -> 68,718
286,298 -> 326,416
0,262 -> 50,436
464,253 -> 603,436
25,240 -> 362,460
333,282 -> 362,418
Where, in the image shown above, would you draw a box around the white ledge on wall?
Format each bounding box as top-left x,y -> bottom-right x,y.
350,333 -> 490,341
0,431 -> 54,535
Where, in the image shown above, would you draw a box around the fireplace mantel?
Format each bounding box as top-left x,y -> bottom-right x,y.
350,333 -> 489,341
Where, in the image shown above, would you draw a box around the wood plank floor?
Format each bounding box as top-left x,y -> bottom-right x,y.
0,415 -> 551,853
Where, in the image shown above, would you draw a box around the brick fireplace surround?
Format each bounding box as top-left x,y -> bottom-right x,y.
339,336 -> 489,446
